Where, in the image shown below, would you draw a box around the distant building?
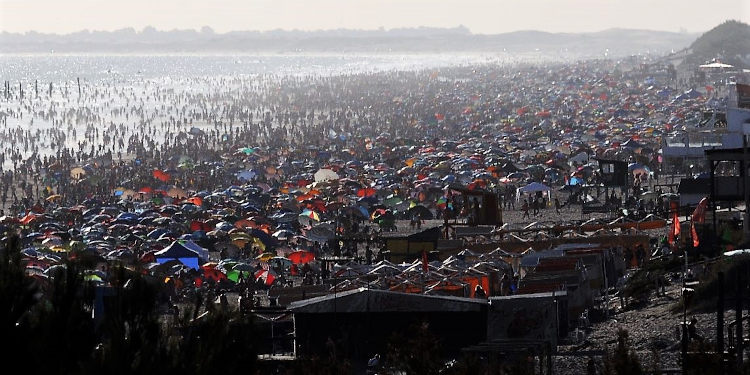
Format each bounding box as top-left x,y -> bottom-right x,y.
661,83 -> 750,171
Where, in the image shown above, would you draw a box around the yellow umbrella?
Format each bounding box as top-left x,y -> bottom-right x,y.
255,252 -> 274,261
232,238 -> 250,248
45,194 -> 62,202
70,167 -> 86,179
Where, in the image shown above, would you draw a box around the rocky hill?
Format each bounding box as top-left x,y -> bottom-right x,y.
687,20 -> 750,68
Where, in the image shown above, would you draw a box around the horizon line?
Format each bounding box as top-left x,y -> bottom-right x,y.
0,25 -> 707,37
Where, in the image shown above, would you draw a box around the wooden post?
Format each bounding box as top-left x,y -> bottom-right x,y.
719,272 -> 725,358
737,271 -> 743,369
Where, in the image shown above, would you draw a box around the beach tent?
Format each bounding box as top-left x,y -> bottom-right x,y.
180,240 -> 210,261
314,168 -> 339,182
518,182 -> 551,193
154,241 -> 201,269
516,182 -> 552,202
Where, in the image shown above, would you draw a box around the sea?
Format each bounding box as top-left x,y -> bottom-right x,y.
0,53 -> 517,169
0,53 -> 516,83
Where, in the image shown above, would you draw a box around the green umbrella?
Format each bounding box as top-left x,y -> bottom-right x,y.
227,269 -> 251,283
383,196 -> 402,207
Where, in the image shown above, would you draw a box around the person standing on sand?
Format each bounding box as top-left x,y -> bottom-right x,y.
522,199 -> 530,219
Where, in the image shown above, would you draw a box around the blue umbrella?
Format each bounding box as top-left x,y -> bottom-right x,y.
148,228 -> 170,239
251,228 -> 277,249
216,222 -> 234,232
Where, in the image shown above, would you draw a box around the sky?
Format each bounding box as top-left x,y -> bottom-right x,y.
0,0 -> 748,35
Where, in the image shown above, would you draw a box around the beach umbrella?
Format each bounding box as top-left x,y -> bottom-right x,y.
226,269 -> 251,283
153,169 -> 171,182
254,269 -> 277,285
236,170 -> 257,181
314,168 -> 339,182
306,224 -> 336,242
272,229 -> 295,241
70,167 -> 86,179
186,196 -> 203,206
288,250 -> 315,264
201,264 -> 228,282
167,187 -> 187,199
237,147 -> 255,155
299,209 -> 320,222
255,252 -> 275,262
357,187 -> 376,197
628,163 -> 651,174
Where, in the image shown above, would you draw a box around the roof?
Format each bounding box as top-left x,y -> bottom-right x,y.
678,178 -> 711,194
705,147 -> 750,161
289,287 -> 486,314
533,257 -> 580,273
380,225 -> 442,240
489,290 -> 567,303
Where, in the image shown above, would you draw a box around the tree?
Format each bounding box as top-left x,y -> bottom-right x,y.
603,329 -> 643,375
386,321 -> 444,375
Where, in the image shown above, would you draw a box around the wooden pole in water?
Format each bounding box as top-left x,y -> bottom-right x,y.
35,80 -> 38,98
77,77 -> 81,98
19,83 -> 23,101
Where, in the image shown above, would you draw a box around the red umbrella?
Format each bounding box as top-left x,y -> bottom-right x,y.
255,269 -> 277,285
186,196 -> 203,206
190,220 -> 212,231
288,250 -> 315,264
153,169 -> 171,182
139,250 -> 156,263
357,187 -> 376,197
201,265 -> 227,282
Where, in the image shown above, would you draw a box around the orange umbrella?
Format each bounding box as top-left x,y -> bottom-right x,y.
186,196 -> 203,206
153,169 -> 171,182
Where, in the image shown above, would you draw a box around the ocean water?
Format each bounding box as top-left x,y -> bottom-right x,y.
0,53 -> 506,83
0,54 -> 508,169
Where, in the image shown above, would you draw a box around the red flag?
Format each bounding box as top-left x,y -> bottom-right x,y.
668,209 -> 680,245
691,197 -> 708,247
422,250 -> 429,273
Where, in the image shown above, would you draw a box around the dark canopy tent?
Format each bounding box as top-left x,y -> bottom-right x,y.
154,241 -> 201,269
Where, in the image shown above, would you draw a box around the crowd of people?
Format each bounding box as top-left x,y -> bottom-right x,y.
0,57 -> 720,310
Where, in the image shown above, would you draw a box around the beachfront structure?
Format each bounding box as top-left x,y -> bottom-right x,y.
289,288 -> 489,360
661,83 -> 750,172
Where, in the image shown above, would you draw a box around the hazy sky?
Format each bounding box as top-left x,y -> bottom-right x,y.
1,0 -> 748,34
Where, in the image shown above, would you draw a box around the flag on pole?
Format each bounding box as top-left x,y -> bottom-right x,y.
668,203 -> 680,245
691,197 -> 708,247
